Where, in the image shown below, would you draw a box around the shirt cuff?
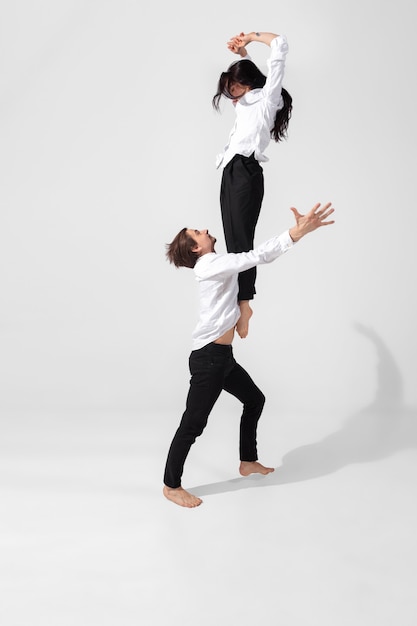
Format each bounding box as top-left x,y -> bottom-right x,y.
270,34 -> 289,58
282,229 -> 295,248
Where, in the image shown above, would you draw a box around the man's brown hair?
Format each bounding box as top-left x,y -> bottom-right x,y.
166,228 -> 199,268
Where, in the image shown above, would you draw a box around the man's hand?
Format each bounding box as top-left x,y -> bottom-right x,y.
289,203 -> 335,242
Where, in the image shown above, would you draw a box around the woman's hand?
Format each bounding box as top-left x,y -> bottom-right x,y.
227,32 -> 248,56
229,31 -> 280,49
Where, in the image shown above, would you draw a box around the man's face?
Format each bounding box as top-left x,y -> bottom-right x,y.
187,229 -> 216,255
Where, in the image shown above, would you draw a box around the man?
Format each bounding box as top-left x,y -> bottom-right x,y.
163,202 -> 335,507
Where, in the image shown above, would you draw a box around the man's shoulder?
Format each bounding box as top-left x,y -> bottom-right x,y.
194,251 -> 232,279
194,252 -> 218,272
196,252 -> 218,264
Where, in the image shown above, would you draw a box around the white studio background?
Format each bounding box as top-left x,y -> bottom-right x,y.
1,0 -> 416,420
2,4 -> 417,626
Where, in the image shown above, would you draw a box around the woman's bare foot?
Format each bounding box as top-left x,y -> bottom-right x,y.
239,461 -> 275,477
236,301 -> 253,338
163,485 -> 203,508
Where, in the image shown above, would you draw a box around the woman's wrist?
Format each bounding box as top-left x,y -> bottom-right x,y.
248,31 -> 279,46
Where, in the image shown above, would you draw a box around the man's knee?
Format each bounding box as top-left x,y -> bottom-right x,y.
246,389 -> 265,413
179,413 -> 209,440
257,390 -> 266,411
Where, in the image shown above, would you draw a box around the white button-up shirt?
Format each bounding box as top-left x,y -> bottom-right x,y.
191,230 -> 294,350
216,35 -> 289,170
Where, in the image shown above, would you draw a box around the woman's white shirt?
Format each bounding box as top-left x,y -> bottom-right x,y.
216,35 -> 289,170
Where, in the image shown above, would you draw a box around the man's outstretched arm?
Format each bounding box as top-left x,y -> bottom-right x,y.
195,202 -> 335,281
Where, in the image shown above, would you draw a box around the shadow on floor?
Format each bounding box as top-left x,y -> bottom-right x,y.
190,322 -> 417,496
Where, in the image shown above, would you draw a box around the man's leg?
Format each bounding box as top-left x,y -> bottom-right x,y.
222,354 -> 274,476
163,344 -> 228,506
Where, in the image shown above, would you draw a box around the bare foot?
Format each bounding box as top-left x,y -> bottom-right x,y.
236,301 -> 253,339
163,485 -> 203,508
239,461 -> 275,477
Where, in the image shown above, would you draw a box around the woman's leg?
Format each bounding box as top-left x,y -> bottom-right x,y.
220,153 -> 264,301
220,154 -> 264,337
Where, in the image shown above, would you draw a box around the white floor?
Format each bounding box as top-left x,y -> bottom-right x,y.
1,405 -> 416,626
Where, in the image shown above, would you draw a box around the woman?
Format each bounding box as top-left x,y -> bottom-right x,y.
212,30 -> 293,338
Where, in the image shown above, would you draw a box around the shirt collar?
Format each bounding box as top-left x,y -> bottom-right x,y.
239,88 -> 262,104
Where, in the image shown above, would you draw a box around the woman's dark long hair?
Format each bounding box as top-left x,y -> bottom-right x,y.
212,59 -> 293,143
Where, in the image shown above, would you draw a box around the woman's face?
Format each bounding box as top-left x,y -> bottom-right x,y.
228,81 -> 250,101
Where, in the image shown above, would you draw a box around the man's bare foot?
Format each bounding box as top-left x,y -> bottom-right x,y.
236,301 -> 253,339
163,485 -> 203,508
239,461 -> 275,477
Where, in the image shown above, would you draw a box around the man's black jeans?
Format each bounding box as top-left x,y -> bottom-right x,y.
164,342 -> 265,488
